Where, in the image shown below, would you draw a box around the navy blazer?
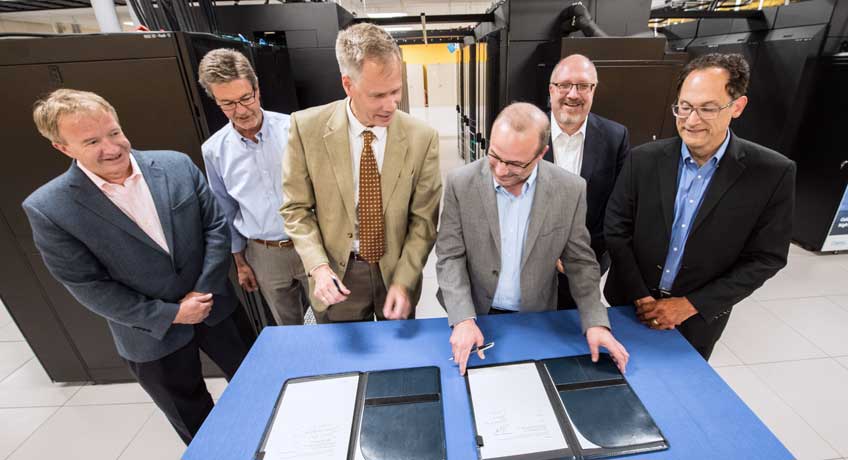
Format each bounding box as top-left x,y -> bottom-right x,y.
544,112 -> 629,259
23,150 -> 236,363
604,133 -> 795,322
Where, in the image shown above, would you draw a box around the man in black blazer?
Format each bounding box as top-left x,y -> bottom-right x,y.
604,53 -> 795,359
544,54 -> 630,309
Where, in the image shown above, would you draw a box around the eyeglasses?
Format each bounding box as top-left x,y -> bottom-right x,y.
216,89 -> 257,111
671,99 -> 736,120
488,150 -> 542,171
550,82 -> 596,94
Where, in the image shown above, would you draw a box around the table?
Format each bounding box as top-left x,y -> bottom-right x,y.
184,307 -> 792,459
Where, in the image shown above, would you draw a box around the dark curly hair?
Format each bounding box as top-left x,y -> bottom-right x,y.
676,53 -> 750,100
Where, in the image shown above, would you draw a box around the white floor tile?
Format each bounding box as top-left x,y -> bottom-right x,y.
720,298 -> 826,364
716,366 -> 840,460
67,382 -> 152,406
205,377 -> 228,402
760,297 -> 848,357
828,295 -> 848,312
117,410 -> 185,460
8,403 -> 156,460
0,342 -> 34,382
750,359 -> 848,457
754,256 -> 848,301
836,357 -> 848,371
708,340 -> 743,368
0,407 -> 59,459
0,358 -> 84,408
0,300 -> 11,327
0,320 -> 25,342
416,276 -> 446,319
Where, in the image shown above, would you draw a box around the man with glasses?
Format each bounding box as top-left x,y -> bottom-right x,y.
436,102 -> 629,375
545,54 -> 630,310
604,53 -> 795,359
198,49 -> 309,325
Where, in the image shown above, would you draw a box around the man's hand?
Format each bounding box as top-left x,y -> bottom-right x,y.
637,296 -> 697,330
586,326 -> 630,373
233,252 -> 258,292
450,319 -> 485,376
383,284 -> 412,320
312,264 -> 350,305
556,259 -> 565,274
173,293 -> 213,324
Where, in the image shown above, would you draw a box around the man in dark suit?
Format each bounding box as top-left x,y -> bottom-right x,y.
23,89 -> 250,444
544,54 -> 630,309
604,53 -> 795,359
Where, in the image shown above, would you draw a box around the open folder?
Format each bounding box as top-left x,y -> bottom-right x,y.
465,354 -> 668,460
255,366 -> 445,460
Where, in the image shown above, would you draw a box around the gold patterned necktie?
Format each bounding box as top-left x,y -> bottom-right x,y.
358,130 -> 384,263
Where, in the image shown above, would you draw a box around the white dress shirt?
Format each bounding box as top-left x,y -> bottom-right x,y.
550,114 -> 588,175
346,98 -> 387,252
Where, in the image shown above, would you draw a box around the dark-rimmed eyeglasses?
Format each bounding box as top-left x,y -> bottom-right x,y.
216,89 -> 257,111
671,99 -> 736,120
550,82 -> 596,94
488,150 -> 542,171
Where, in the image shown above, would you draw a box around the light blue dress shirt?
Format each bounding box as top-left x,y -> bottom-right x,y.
202,110 -> 291,253
492,166 -> 539,311
659,131 -> 731,290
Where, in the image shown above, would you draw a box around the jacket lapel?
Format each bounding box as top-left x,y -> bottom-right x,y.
657,139 -> 681,239
521,164 -> 551,270
579,114 -> 600,181
691,133 -> 746,233
323,101 -> 356,227
68,157 -> 169,256
477,161 -> 502,256
380,116 -> 408,215
136,152 -> 175,262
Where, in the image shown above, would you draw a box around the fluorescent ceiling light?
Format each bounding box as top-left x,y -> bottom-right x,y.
384,26 -> 414,32
368,12 -> 407,18
123,21 -> 134,25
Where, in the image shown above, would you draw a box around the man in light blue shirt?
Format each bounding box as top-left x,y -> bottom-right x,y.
198,49 -> 308,325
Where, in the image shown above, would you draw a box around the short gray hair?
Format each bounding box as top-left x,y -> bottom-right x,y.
33,89 -> 119,144
197,48 -> 258,98
335,23 -> 402,80
492,102 -> 551,155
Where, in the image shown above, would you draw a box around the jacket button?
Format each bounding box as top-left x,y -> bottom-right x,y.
492,270 -> 499,276
340,262 -> 346,267
347,233 -> 353,238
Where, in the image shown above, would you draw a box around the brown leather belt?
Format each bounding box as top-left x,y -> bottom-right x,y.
251,238 -> 293,248
350,252 -> 375,263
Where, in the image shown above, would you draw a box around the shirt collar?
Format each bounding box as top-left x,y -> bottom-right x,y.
681,129 -> 732,167
550,113 -> 588,141
493,163 -> 540,196
231,109 -> 269,144
346,98 -> 387,141
77,153 -> 142,190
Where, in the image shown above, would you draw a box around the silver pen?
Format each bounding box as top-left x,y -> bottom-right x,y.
449,341 -> 495,360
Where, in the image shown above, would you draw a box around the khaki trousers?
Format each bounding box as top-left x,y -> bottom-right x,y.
244,241 -> 309,325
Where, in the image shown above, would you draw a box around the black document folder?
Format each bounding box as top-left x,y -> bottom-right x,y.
256,366 -> 445,460
466,354 -> 668,460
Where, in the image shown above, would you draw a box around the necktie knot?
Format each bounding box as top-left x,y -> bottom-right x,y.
363,130 -> 376,146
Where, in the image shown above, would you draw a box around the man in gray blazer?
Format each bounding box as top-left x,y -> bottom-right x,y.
22,89 -> 250,444
436,102 -> 629,375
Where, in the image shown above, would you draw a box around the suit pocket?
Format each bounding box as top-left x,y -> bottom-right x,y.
539,225 -> 567,238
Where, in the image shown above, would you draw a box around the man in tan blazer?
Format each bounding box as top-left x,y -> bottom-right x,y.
281,23 -> 441,323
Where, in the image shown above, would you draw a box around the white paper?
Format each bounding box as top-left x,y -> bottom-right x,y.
263,374 -> 360,460
467,363 -> 569,459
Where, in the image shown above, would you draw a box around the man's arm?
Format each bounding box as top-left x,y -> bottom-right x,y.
686,161 -> 795,321
189,159 -> 233,295
280,112 -> 330,273
605,153 -> 652,302
391,129 -> 442,292
23,204 -> 179,340
202,149 -> 247,254
435,172 -> 476,326
561,182 -> 610,332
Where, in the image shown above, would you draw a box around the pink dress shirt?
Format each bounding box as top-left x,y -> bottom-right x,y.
77,156 -> 170,254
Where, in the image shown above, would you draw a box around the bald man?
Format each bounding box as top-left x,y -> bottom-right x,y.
436,102 -> 629,375
545,54 -> 630,310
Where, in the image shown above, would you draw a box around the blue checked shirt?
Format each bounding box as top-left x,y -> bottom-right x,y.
659,131 -> 731,290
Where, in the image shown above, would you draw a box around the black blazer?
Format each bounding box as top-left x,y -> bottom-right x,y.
544,112 -> 629,259
603,133 -> 796,323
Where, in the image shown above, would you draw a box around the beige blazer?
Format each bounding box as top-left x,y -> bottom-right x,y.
281,100 -> 442,312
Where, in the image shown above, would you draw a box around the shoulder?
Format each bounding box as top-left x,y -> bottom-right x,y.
136,149 -> 196,173
446,159 -> 484,186
263,110 -> 291,128
734,136 -> 794,171
23,171 -> 73,213
631,137 -> 677,158
589,113 -> 627,137
201,124 -> 232,158
290,100 -> 343,126
540,160 -> 585,189
393,110 -> 437,138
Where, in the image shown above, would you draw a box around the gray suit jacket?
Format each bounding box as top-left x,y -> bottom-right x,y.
22,150 -> 236,363
436,159 -> 610,332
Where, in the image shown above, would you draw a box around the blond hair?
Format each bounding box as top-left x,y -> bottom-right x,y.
335,23 -> 401,80
33,89 -> 119,144
492,102 -> 551,155
197,48 -> 258,98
